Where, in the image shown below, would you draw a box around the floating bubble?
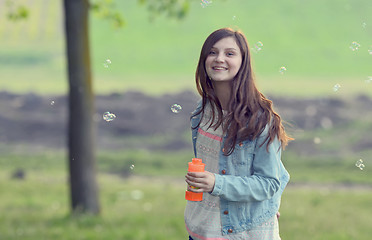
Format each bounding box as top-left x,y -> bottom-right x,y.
365,76 -> 372,83
320,117 -> 333,129
50,100 -> 55,106
171,104 -> 182,113
349,41 -> 361,51
251,41 -> 263,53
130,164 -> 135,170
131,190 -> 144,200
368,46 -> 372,55
102,112 -> 116,122
279,66 -> 287,75
362,22 -> 367,28
355,159 -> 365,170
103,59 -> 112,68
333,83 -> 341,92
313,137 -> 321,144
200,0 -> 212,8
232,15 -> 236,21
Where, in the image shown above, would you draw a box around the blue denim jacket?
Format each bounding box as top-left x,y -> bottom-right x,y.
191,101 -> 290,235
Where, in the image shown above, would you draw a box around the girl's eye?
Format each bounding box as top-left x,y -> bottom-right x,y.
209,51 -> 216,55
227,52 -> 234,56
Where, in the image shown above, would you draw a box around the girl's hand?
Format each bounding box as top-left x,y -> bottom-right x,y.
185,171 -> 215,193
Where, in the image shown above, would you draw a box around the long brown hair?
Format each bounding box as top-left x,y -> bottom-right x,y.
192,27 -> 293,155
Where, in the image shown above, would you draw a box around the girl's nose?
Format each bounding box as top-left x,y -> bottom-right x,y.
215,53 -> 225,63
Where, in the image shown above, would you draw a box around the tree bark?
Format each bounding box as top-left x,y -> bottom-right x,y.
63,0 -> 100,214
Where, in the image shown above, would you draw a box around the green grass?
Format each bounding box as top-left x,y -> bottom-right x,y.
280,188 -> 372,240
0,170 -> 188,240
0,159 -> 371,240
0,0 -> 371,96
1,147 -> 371,185
1,124 -> 371,240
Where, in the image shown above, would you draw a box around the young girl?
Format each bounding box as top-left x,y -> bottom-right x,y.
184,28 -> 293,240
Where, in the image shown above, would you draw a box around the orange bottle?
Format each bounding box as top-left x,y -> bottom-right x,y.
185,158 -> 205,201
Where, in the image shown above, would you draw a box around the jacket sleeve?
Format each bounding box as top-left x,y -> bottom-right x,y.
210,126 -> 282,202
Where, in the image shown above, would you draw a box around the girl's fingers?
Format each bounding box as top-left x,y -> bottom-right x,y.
187,185 -> 203,193
186,179 -> 203,188
187,172 -> 206,178
186,174 -> 205,184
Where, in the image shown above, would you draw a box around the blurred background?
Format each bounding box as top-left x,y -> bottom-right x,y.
0,0 -> 371,239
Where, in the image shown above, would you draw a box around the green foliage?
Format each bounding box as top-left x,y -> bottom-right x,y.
138,0 -> 190,20
90,0 -> 192,29
5,0 -> 29,22
91,0 -> 126,28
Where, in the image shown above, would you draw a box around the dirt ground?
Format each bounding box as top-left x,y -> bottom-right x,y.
0,90 -> 371,154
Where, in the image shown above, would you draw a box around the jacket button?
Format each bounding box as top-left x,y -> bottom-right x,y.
239,142 -> 243,146
223,210 -> 228,215
222,148 -> 225,153
228,229 -> 233,233
221,170 -> 226,174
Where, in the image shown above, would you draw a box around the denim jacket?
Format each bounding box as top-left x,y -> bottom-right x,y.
191,101 -> 290,235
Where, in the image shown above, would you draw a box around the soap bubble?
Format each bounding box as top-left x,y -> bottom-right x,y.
200,0 -> 212,8
171,104 -> 182,113
103,59 -> 112,68
333,83 -> 341,92
131,190 -> 144,200
368,46 -> 372,55
130,164 -> 135,170
232,15 -> 236,20
50,100 -> 55,106
313,137 -> 321,144
365,76 -> 372,83
279,66 -> 287,75
102,112 -> 116,122
349,41 -> 361,51
355,159 -> 365,170
320,117 -> 333,129
251,41 -> 263,53
362,22 -> 366,28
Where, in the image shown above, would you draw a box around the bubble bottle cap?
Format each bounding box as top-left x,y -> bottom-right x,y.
188,158 -> 205,173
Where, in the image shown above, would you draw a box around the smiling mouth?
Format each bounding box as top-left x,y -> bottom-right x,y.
212,66 -> 228,70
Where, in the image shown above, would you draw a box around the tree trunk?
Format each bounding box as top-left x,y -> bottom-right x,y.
63,0 -> 100,214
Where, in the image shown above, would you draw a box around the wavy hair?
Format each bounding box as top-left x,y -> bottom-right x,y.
192,27 -> 293,155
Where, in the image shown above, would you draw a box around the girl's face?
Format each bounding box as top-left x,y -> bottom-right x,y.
205,37 -> 242,82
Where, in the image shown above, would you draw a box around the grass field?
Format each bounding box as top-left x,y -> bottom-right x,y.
0,117 -> 371,239
0,0 -> 371,96
0,149 -> 372,240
